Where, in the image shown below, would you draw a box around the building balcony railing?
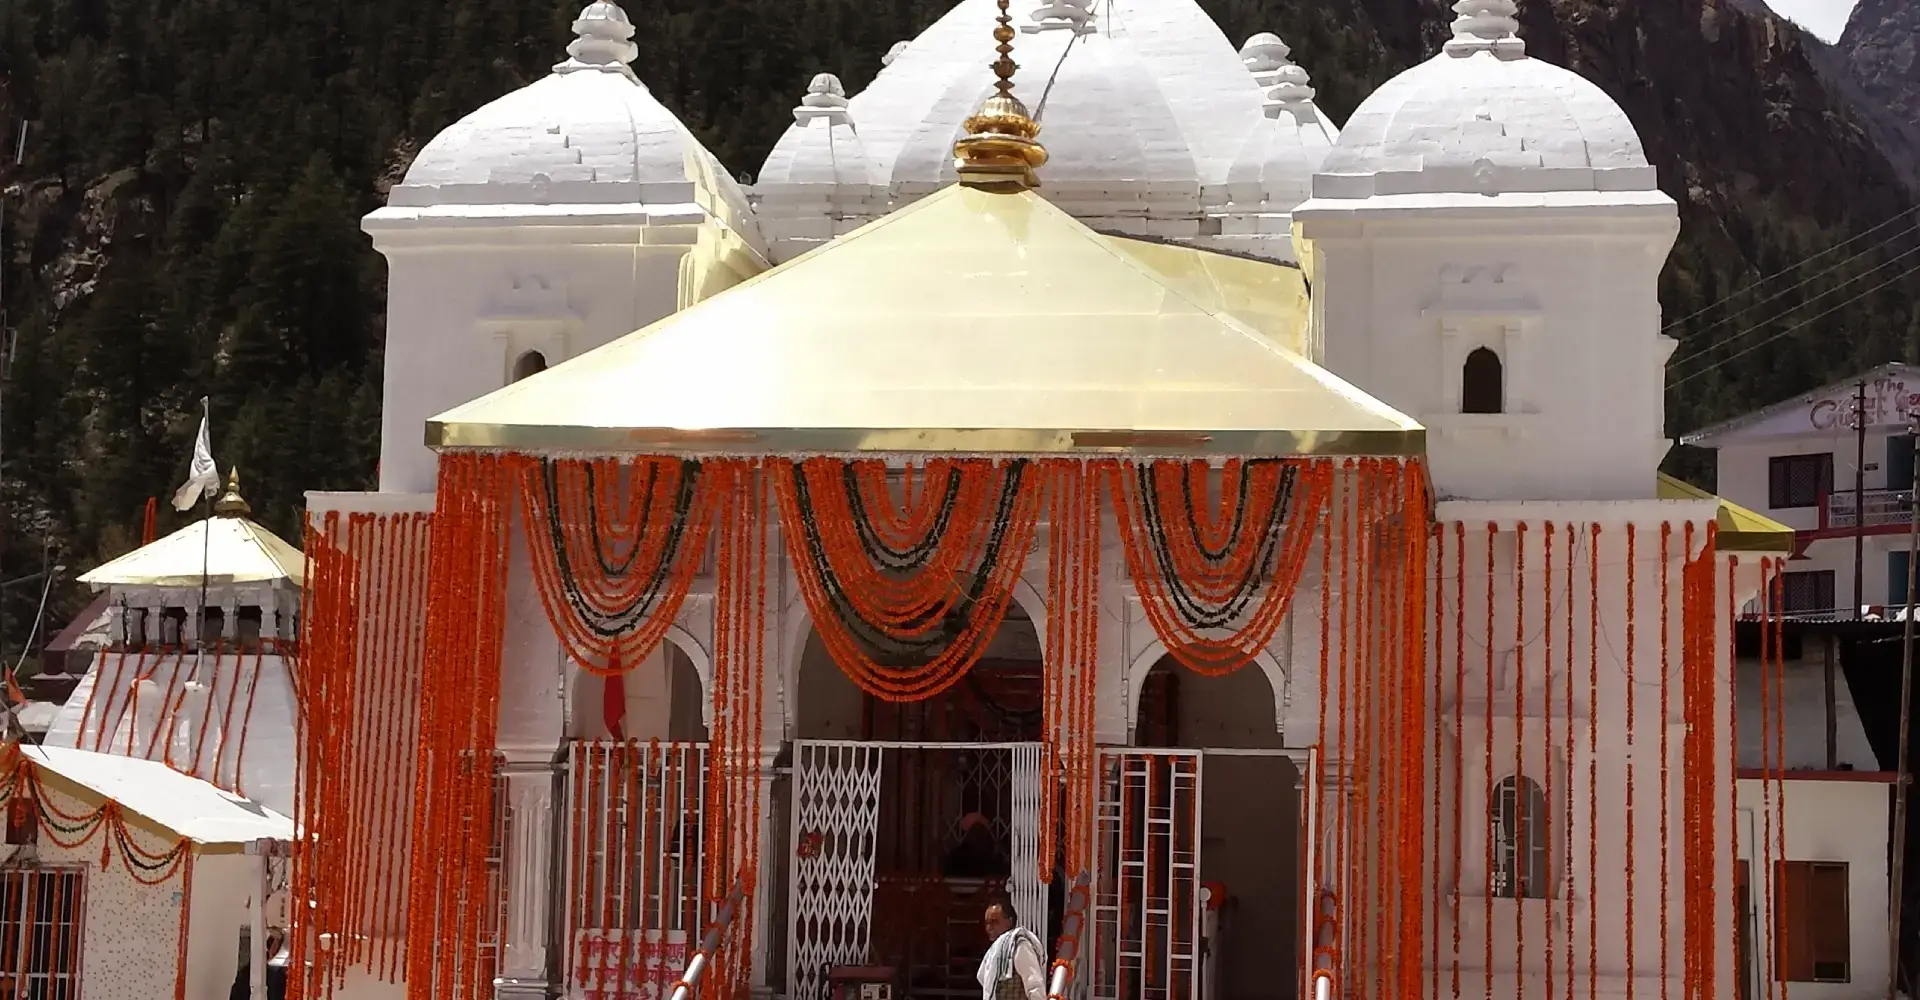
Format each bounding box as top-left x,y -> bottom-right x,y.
1820,488 -> 1916,529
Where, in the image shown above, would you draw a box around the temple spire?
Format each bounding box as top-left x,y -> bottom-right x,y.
213,468 -> 252,519
555,1 -> 640,78
1444,0 -> 1525,60
952,0 -> 1049,191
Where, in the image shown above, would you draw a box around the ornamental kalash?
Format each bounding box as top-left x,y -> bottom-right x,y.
290,2 -> 1795,1000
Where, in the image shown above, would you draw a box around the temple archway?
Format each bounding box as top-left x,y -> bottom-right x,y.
1131,652 -> 1302,1000
566,637 -> 709,742
785,596 -> 1049,998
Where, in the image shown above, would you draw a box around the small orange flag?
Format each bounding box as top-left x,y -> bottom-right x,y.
5,671 -> 25,707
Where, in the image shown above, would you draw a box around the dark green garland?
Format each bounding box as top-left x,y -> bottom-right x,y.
1133,460 -> 1300,630
787,460 -> 1028,660
537,458 -> 703,641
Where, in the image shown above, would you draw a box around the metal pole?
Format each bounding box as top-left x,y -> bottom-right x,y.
1855,379 -> 1869,618
1887,417 -> 1920,1000
251,841 -> 269,1000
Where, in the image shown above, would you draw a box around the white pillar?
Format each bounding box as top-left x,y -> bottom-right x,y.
751,750 -> 778,997
495,753 -> 558,1000
262,591 -> 281,642
221,596 -> 239,641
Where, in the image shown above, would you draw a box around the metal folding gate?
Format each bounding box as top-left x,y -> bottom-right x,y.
1091,749 -> 1203,1000
785,740 -> 1050,1000
562,740 -> 708,1000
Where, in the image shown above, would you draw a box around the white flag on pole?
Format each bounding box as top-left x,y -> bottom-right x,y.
171,397 -> 219,512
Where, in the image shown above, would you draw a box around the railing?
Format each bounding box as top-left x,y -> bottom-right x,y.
666,873 -> 749,1000
1309,889 -> 1338,1000
1823,487 -> 1916,529
1047,872 -> 1093,1000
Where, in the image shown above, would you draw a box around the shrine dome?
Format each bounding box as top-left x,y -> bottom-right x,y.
1312,0 -> 1658,201
387,1 -> 758,237
757,0 -> 1311,228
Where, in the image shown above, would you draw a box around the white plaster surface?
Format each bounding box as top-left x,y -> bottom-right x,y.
46,649 -> 298,820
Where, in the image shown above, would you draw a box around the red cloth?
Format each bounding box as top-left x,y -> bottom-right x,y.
602,662 -> 627,739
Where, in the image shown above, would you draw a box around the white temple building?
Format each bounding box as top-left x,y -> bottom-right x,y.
45,472 -> 301,820
290,3 -> 1894,1000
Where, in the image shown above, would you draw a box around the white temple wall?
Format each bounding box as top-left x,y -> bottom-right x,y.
1296,208 -> 1679,502
500,518 -> 567,753
368,237 -> 694,495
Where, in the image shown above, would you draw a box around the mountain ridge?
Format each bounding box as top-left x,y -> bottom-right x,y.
0,0 -> 1915,648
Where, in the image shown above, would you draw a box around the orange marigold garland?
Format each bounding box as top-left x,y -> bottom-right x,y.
516,456 -> 723,675
773,457 -> 1045,701
1042,459 -> 1105,887
706,460 -> 768,998
405,453 -> 513,1000
1107,459 -> 1333,675
293,508 -> 435,997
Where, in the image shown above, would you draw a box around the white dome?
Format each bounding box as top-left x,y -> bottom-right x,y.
1224,34 -> 1338,221
759,74 -> 874,190
889,23 -> 1196,204
800,0 -> 1277,204
389,2 -> 759,239
1314,1 -> 1657,200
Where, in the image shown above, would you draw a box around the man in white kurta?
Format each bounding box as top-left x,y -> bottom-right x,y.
978,899 -> 1047,1000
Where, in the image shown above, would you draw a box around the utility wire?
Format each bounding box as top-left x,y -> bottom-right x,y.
1665,215 -> 1920,353
1667,254 -> 1920,389
1668,239 -> 1920,372
1663,206 -> 1920,332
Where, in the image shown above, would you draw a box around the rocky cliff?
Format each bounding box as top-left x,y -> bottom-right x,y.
1839,0 -> 1920,179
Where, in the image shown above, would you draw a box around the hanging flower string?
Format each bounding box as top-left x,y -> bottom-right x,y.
1106,459 -> 1334,675
292,509 -> 434,996
773,457 -> 1045,700
403,453 -> 513,1000
517,456 -> 722,674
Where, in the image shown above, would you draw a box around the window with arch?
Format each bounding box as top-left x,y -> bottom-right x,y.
1491,774 -> 1549,898
510,349 -> 549,383
1461,346 -> 1504,414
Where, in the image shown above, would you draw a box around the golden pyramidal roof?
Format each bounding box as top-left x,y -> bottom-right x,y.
428,182 -> 1422,457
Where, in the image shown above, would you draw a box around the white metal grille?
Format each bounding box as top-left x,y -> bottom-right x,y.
1010,743 -> 1049,940
565,741 -> 708,1000
0,867 -> 84,1000
1092,750 -> 1202,1000
787,741 -> 885,1000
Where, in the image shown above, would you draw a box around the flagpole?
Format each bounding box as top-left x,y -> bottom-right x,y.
193,397 -> 212,685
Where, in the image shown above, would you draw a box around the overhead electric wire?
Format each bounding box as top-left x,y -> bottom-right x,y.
1664,215 -> 1920,350
1662,206 -> 1920,332
1667,239 -> 1920,373
1667,253 -> 1920,389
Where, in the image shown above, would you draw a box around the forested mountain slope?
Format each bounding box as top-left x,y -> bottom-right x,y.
0,0 -> 1916,648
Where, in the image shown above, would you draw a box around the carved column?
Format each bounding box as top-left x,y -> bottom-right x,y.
496,753 -> 559,1000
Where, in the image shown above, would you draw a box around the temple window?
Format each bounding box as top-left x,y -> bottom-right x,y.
511,349 -> 549,383
1461,346 -> 1504,414
1490,774 -> 1548,898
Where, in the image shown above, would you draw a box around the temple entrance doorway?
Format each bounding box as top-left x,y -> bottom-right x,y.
787,605 -> 1100,1000
1107,656 -> 1304,1000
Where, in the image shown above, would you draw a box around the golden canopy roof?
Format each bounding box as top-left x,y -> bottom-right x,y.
429,183 -> 1421,458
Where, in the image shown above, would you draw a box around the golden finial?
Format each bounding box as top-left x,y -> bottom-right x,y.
213,467 -> 253,518
953,0 -> 1048,191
